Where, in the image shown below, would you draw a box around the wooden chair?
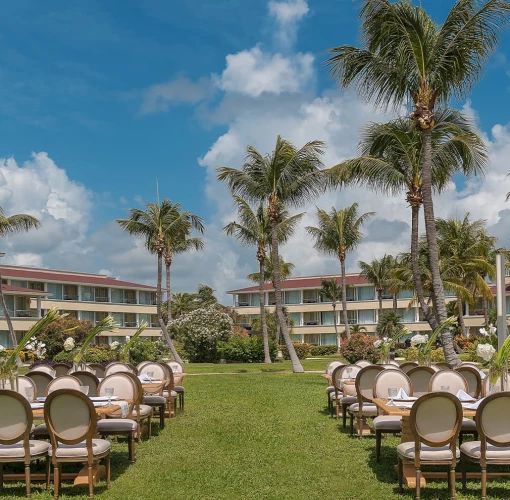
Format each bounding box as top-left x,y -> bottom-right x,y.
30,365 -> 56,377
433,362 -> 453,371
330,364 -> 360,425
122,372 -> 153,441
324,361 -> 344,412
429,370 -> 468,395
4,375 -> 37,400
160,363 -> 177,419
397,392 -> 463,500
72,371 -> 100,397
407,366 -> 435,398
461,393 -> 510,499
67,364 -> 95,375
454,366 -> 482,399
44,389 -> 111,499
105,362 -> 137,377
379,363 -> 401,370
52,363 -> 71,377
372,369 -> 412,462
166,361 -> 186,409
139,362 -> 168,427
87,363 -> 106,378
0,390 -> 50,497
400,362 -> 418,374
26,371 -> 53,398
46,376 -> 82,395
354,359 -> 373,368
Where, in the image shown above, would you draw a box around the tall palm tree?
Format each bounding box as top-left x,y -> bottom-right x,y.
0,208 -> 41,347
117,199 -> 203,363
319,278 -> 342,350
306,204 -> 374,339
326,0 -> 507,365
223,197 -> 302,364
246,254 -> 296,284
170,292 -> 196,318
217,135 -> 326,373
358,255 -> 392,318
329,113 -> 486,331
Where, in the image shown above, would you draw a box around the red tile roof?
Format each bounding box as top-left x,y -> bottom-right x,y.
228,274 -> 369,294
2,284 -> 51,296
0,266 -> 157,290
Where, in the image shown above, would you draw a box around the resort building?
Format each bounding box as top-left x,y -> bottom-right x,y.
228,273 -> 510,345
0,265 -> 160,347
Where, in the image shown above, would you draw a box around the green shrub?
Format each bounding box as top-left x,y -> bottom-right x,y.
340,334 -> 378,364
53,344 -> 116,364
127,338 -> 163,365
218,336 -> 278,363
53,350 -> 74,363
309,345 -> 338,356
404,347 -> 445,362
279,342 -> 311,360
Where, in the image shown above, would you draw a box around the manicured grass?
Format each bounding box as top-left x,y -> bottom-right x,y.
3,370 -> 510,499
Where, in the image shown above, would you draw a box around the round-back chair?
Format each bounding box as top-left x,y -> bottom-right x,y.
380,364 -> 401,370
67,364 -> 95,375
454,366 -> 482,399
432,362 -> 453,371
331,364 -> 360,424
400,362 -> 418,374
373,369 -> 413,399
429,369 -> 468,395
87,363 -> 106,378
46,375 -> 82,395
355,359 -> 373,368
52,363 -> 71,377
30,365 -> 56,377
407,366 -> 435,398
137,361 -> 151,372
26,371 -> 53,398
166,361 -> 184,374
326,360 -> 345,375
138,362 -> 167,391
72,371 -> 100,397
105,362 -> 137,377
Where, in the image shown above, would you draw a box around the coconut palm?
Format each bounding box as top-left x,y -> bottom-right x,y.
319,278 -> 342,350
170,292 -> 196,318
246,254 -> 296,284
350,324 -> 367,334
358,255 -> 393,318
0,208 -> 40,348
326,0 -> 508,365
217,135 -> 326,373
329,112 -> 486,330
116,199 -> 203,363
306,204 -> 375,339
223,197 -> 302,363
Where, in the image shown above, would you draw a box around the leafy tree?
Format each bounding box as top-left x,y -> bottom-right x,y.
36,317 -> 91,360
327,0 -> 508,366
306,203 -> 374,338
218,135 -> 326,373
375,310 -> 406,339
246,254 -> 296,284
358,255 -> 393,318
319,278 -> 342,349
195,284 -> 218,308
170,292 -> 196,318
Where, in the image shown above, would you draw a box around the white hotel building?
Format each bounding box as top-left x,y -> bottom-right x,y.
228,274 -> 510,345
0,265 -> 160,348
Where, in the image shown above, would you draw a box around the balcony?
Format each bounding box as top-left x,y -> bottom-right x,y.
123,298 -> 137,305
303,320 -> 319,326
303,298 -> 318,304
124,322 -> 138,328
15,310 -> 38,318
235,301 -> 250,307
63,294 -> 79,301
94,297 -> 109,303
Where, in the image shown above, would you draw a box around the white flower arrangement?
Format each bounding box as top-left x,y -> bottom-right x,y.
25,336 -> 47,360
373,339 -> 383,348
480,325 -> 497,337
125,335 -> 130,342
63,337 -> 75,352
476,343 -> 496,363
411,334 -> 429,347
110,341 -> 120,351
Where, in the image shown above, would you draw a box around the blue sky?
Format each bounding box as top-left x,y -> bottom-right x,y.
2,0 -> 510,301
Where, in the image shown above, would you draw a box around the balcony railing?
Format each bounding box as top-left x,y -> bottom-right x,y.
151,322 -> 160,328
15,310 -> 38,318
304,321 -> 319,325
303,298 -> 318,303
235,301 -> 250,307
94,297 -> 109,303
63,294 -> 79,301
124,322 -> 138,328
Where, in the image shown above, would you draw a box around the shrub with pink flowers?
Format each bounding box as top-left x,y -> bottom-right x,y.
340,334 -> 379,363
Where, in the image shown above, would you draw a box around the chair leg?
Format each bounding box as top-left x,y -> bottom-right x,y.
415,467 -> 421,500
128,432 -> 135,464
0,462 -> 3,491
159,405 -> 165,428
45,458 -> 50,490
106,454 -> 111,490
376,431 -> 381,462
25,463 -> 31,498
88,463 -> 93,498
342,404 -> 347,427
398,458 -> 403,493
180,393 -> 184,410
481,466 -> 487,500
459,433 -> 463,446
462,459 -> 467,491
349,413 -> 354,435
447,464 -> 451,495
450,465 -> 456,500
148,416 -> 152,438
53,463 -> 60,500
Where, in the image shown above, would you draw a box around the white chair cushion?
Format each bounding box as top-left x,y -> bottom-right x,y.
49,439 -> 110,458
132,404 -> 153,418
326,386 -> 335,394
460,441 -> 510,460
162,390 -> 178,398
143,395 -> 167,405
348,403 -> 378,416
397,442 -> 460,461
174,386 -> 185,393
461,418 -> 477,431
0,440 -> 50,459
373,415 -> 402,431
33,424 -> 49,437
97,419 -> 137,433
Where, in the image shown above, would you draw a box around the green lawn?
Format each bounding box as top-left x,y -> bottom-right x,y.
3,365 -> 510,499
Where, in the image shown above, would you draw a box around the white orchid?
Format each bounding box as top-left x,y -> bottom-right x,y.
488,324 -> 497,336
382,337 -> 390,343
63,337 -> 75,352
477,343 -> 496,363
411,334 -> 429,347
479,327 -> 488,337
0,344 -> 5,352
110,341 -> 120,351
374,340 -> 383,348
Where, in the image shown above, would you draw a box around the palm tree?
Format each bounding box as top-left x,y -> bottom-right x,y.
0,208 -> 41,347
246,254 -> 296,284
170,292 -> 196,318
358,255 -> 392,318
223,197 -> 302,364
329,112 -> 486,331
350,324 -> 367,334
117,199 -> 203,363
306,204 -> 374,339
319,278 -> 342,350
326,0 -> 507,365
217,135 -> 326,373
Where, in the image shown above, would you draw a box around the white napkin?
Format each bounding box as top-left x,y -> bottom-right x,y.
479,369 -> 487,380
467,398 -> 485,410
30,403 -> 44,409
455,389 -> 473,401
395,388 -> 417,401
138,374 -> 151,383
117,400 -> 129,418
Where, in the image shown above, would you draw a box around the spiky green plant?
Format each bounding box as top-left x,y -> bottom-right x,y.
73,315 -> 116,364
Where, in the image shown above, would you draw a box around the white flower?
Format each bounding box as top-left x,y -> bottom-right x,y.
488,325 -> 497,336
0,344 -> 5,352
63,337 -> 75,352
382,337 -> 390,343
374,340 -> 382,348
110,341 -> 120,350
476,343 -> 496,362
411,334 -> 429,347
125,335 -> 130,342
479,327 -> 488,337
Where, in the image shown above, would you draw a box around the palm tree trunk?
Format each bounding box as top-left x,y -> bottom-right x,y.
332,302 -> 340,353
340,258 -> 350,339
421,128 -> 459,366
271,224 -> 304,372
483,296 -> 489,328
377,289 -> 383,318
165,261 -> 172,325
156,253 -> 183,364
0,273 -> 16,348
392,294 -> 397,312
258,257 -> 271,364
457,295 -> 466,336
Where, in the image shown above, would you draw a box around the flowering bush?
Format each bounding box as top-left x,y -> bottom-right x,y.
411,334 -> 429,347
172,307 -> 233,362
340,334 -> 379,364
476,343 -> 496,363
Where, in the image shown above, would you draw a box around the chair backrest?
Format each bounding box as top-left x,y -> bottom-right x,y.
159,362 -> 175,390
68,364 -> 95,375
16,375 -> 38,399
432,362 -> 453,371
326,360 -> 344,375
52,363 -> 72,377
46,375 -> 82,395
429,370 -> 468,395
137,361 -> 151,372
0,390 -> 33,446
373,369 -> 413,399
30,364 -> 56,377
411,393 -> 462,452
166,361 -> 184,374
139,362 -> 167,394
44,389 -> 95,456
72,371 -> 100,397
477,393 -> 510,449
379,364 -> 401,371
121,372 -> 144,405
105,362 -> 137,377
460,362 -> 480,369
400,362 -> 418,374
354,360 -> 373,368
407,366 -> 435,397
26,371 -> 53,397
454,366 -> 482,398
98,373 -> 136,417
332,364 -> 360,391
87,363 -> 106,378
355,365 -> 384,403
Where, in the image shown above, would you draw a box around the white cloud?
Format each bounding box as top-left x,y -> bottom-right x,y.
214,46 -> 314,97
268,0 -> 309,49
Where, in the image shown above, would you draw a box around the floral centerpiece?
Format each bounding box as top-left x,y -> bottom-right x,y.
374,327 -> 410,363
476,326 -> 510,392
410,316 -> 457,366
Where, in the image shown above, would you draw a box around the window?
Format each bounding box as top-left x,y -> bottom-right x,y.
321,311 -> 335,325
0,330 -> 12,348
284,290 -> 300,305
237,294 -> 250,307
381,288 -> 393,300
47,283 -> 62,300
81,286 -> 94,301
304,334 -> 319,345
95,288 -> 109,302
11,280 -> 27,288
0,296 -> 14,317
347,310 -> 358,324
80,311 -> 94,322
358,286 -> 374,301
346,288 -> 357,301
112,312 -> 123,325
358,309 -> 374,324
321,333 -> 337,346
303,290 -> 318,303
303,312 -> 319,325
95,311 -> 108,324
111,289 -> 123,304
236,315 -> 251,327
289,312 -> 301,326
63,285 -> 78,301
139,313 -> 151,326
397,290 -> 414,300
250,294 -> 260,306
61,310 -> 78,319
151,314 -> 159,327
290,334 -> 302,343
267,292 -> 276,305
398,308 -> 416,323
124,313 -> 137,327
28,282 -> 44,291
139,291 -> 154,305
124,290 -> 137,304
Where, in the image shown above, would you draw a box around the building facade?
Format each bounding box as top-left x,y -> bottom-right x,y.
228,274 -> 510,345
0,265 -> 160,348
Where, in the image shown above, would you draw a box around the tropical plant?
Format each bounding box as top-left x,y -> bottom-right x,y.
340,334 -> 379,364
224,197 -> 302,363
246,254 -> 296,284
218,336 -> 278,363
375,310 -> 406,339
117,198 -> 203,363
0,207 -> 40,348
327,0 -> 508,366
319,278 -> 342,350
349,324 -> 367,334
217,135 -> 326,373
358,254 -> 393,317
306,203 -> 374,339
170,292 -> 196,318
73,316 -> 116,364
195,284 -> 219,308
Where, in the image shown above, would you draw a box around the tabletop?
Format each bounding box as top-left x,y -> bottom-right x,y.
32,403 -> 121,418
373,397 -> 477,417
